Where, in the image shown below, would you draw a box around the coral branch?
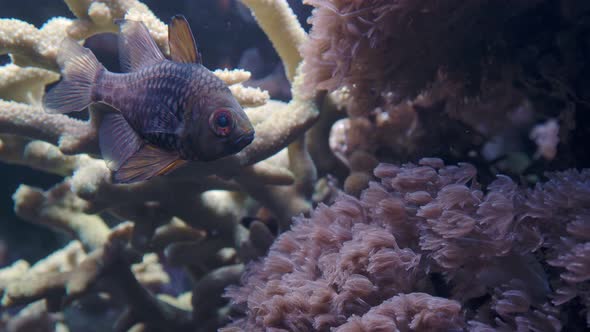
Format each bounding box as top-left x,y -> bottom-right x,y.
13,181 -> 110,250
0,18 -> 71,70
0,101 -> 95,154
192,264 -> 244,322
0,135 -> 91,176
239,0 -> 307,81
228,84 -> 270,107
1,0 -> 326,330
0,65 -> 59,103
64,0 -> 168,51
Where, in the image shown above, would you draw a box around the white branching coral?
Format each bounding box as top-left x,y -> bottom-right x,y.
0,0 -> 319,330
240,0 -> 306,81
0,65 -> 59,104
0,0 -> 319,224
0,17 -> 72,70
64,0 -> 168,51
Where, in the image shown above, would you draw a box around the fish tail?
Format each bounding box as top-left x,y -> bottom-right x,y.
43,38 -> 104,114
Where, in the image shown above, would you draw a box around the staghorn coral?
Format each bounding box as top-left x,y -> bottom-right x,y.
225,159 -> 590,331
0,300 -> 67,332
0,0 -> 322,330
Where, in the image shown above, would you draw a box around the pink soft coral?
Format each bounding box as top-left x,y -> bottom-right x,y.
224,159 -> 590,331
307,0 -> 590,196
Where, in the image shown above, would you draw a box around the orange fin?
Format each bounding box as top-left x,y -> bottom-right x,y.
117,20 -> 165,72
113,144 -> 185,184
168,15 -> 201,64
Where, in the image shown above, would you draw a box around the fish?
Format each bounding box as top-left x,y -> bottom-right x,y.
43,15 -> 255,184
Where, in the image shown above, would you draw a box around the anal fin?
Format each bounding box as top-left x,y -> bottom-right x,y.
114,144 -> 186,184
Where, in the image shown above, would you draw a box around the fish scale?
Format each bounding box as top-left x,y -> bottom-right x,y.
98,63 -> 186,129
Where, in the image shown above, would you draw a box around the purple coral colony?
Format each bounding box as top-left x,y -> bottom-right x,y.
0,0 -> 589,331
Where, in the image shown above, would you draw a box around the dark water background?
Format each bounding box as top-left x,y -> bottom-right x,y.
0,0 -> 311,266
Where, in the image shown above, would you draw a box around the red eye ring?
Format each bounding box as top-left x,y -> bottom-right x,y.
210,109 -> 233,137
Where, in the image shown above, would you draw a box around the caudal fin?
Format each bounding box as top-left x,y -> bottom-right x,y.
43,38 -> 103,114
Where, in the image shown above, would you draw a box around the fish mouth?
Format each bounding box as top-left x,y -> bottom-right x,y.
230,131 -> 255,152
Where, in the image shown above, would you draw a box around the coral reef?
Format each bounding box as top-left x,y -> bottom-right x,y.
0,0 -> 589,331
225,159 -> 590,331
302,0 -> 590,193
1,0 -> 321,330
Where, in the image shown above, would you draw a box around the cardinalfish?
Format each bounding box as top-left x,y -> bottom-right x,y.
43,15 -> 255,183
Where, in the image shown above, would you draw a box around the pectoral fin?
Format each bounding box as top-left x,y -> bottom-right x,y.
99,111 -> 185,183
169,15 -> 201,64
114,144 -> 186,184
99,111 -> 143,171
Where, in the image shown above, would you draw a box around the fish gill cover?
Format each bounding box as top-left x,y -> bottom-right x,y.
0,0 -> 589,331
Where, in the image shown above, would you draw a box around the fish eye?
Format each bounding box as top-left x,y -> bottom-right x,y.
217,113 -> 229,127
210,109 -> 233,136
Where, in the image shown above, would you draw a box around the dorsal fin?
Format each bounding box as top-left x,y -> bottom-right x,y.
168,15 -> 201,64
117,19 -> 165,72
